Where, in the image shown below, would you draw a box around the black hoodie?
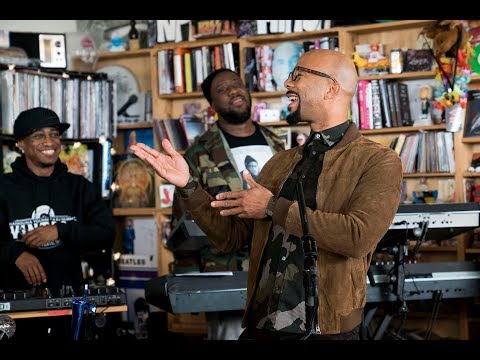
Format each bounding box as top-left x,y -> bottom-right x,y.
0,155 -> 116,294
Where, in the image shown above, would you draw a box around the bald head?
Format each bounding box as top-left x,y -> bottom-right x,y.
284,49 -> 359,130
298,49 -> 358,97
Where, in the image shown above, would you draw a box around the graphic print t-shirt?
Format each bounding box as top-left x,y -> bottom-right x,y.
221,124 -> 273,189
231,146 -> 273,189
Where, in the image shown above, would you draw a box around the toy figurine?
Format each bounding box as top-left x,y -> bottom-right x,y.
420,85 -> 432,116
123,218 -> 136,254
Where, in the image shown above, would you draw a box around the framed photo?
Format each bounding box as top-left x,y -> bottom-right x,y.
403,49 -> 433,72
112,154 -> 155,208
463,90 -> 480,137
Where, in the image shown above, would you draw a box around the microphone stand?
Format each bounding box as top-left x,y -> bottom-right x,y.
295,173 -> 319,340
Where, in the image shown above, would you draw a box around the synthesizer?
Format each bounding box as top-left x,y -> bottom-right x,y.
367,261 -> 480,303
145,261 -> 480,314
0,286 -> 127,313
145,203 -> 480,313
386,202 -> 480,240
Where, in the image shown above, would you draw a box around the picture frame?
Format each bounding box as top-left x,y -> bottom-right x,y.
112,154 -> 155,208
403,49 -> 433,72
463,90 -> 480,137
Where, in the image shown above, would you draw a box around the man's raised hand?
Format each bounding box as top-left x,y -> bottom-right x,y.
130,139 -> 190,187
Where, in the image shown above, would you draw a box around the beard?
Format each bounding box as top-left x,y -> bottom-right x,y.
219,108 -> 251,125
286,107 -> 302,125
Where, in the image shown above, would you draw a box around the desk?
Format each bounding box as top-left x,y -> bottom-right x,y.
8,305 -> 128,319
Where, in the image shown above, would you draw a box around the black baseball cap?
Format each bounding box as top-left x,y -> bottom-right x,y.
13,107 -> 70,140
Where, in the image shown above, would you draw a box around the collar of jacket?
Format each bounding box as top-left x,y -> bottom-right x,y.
297,121 -> 362,156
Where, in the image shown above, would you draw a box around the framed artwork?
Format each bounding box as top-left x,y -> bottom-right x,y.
112,154 -> 155,208
59,143 -> 94,182
463,90 -> 480,137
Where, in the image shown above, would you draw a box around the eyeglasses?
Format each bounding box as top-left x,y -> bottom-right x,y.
28,131 -> 61,142
288,66 -> 338,84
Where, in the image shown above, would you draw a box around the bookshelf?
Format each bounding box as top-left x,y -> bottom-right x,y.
95,49 -> 173,277
89,19 -> 479,339
338,19 -> 479,340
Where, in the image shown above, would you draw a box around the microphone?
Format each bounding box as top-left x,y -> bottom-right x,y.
71,284 -> 96,342
117,94 -> 138,116
0,315 -> 16,341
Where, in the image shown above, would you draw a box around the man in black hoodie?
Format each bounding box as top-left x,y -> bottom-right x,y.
0,107 -> 116,341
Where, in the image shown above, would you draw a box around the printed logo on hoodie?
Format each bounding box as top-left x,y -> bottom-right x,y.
10,205 -> 77,249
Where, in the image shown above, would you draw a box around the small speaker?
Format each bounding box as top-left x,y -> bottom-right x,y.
9,32 -> 67,69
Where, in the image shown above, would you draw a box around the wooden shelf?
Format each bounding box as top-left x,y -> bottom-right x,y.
113,208 -> 156,216
343,20 -> 435,34
251,91 -> 286,98
259,121 -> 307,127
117,122 -> 154,130
97,48 -> 152,59
465,248 -> 480,254
463,172 -> 480,178
361,124 -> 446,135
158,91 -> 203,100
358,70 -> 436,81
402,172 -> 454,178
154,35 -> 238,50
158,207 -> 172,216
462,136 -> 480,143
259,123 -> 446,134
242,27 -> 340,44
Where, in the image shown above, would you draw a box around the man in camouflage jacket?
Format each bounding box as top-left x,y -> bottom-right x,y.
170,71 -> 284,274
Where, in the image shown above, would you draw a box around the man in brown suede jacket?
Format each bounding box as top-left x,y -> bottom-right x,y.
131,49 -> 403,340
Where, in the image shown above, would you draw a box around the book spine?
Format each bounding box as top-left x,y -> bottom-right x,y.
386,81 -> 399,127
444,131 -> 455,173
391,81 -> 402,127
365,80 -> 373,129
370,79 -> 383,129
378,78 -> 392,127
201,46 -> 211,81
183,49 -> 193,93
350,89 -> 360,127
194,48 -> 204,90
357,80 -> 368,130
173,48 -> 185,93
398,82 -> 412,126
214,45 -> 222,70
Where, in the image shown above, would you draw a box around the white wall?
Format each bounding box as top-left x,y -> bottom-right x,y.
0,20 -> 76,33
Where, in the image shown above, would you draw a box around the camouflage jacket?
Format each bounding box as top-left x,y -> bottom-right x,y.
177,123 -> 403,334
170,122 -> 285,273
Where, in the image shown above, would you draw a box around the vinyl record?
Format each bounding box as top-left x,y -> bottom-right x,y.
96,65 -> 142,122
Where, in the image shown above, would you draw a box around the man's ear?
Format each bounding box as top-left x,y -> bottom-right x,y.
324,83 -> 341,99
15,141 -> 24,154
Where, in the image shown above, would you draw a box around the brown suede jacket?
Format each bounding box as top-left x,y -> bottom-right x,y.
178,123 -> 403,334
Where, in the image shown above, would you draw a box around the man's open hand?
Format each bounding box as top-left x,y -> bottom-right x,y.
211,170 -> 273,219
